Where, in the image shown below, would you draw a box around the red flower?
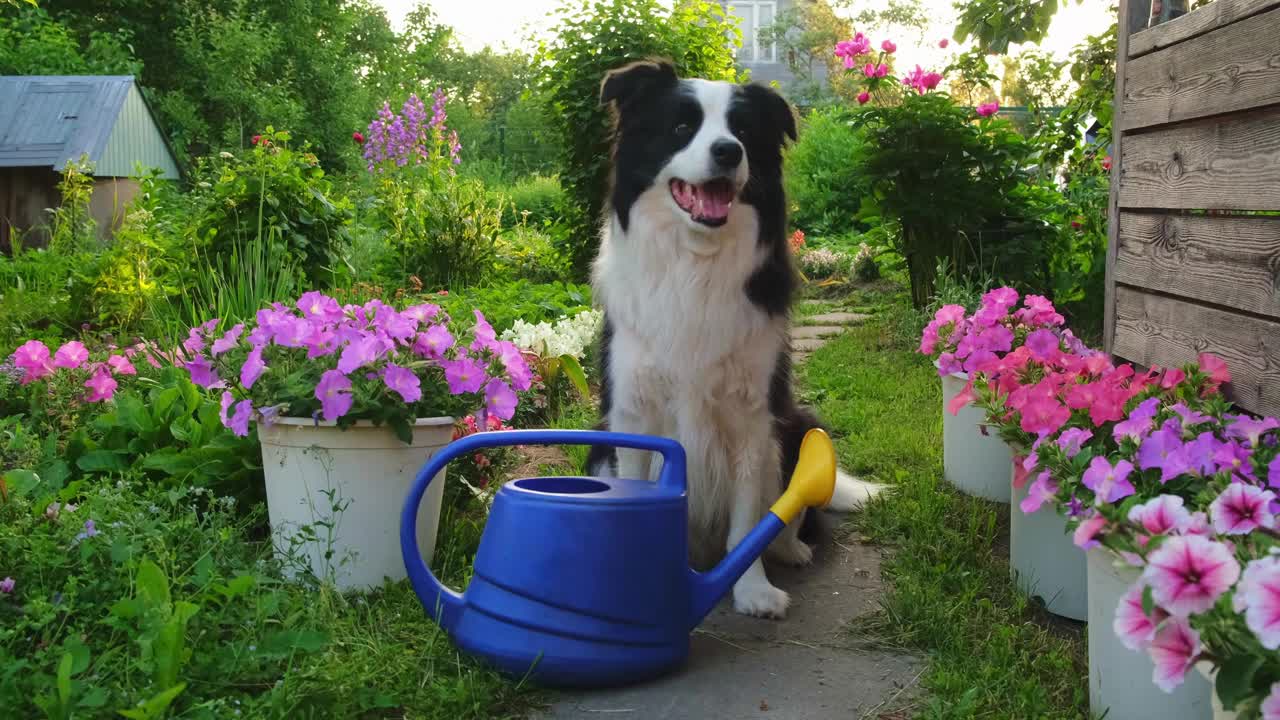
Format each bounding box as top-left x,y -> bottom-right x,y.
1102,155 -> 1113,171
251,135 -> 262,146
353,131 -> 365,145
437,290 -> 449,296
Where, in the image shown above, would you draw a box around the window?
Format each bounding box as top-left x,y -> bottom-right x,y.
727,1 -> 777,64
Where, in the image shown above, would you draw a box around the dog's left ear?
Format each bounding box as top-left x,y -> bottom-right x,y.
742,83 -> 798,145
600,59 -> 678,109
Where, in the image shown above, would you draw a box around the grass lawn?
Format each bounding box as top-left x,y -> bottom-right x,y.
798,287 -> 1089,719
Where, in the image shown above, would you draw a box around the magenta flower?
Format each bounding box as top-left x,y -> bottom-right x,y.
415,324 -> 454,359
471,310 -> 498,351
939,38 -> 950,48
1143,535 -> 1241,617
1213,441 -> 1257,481
337,333 -> 383,374
1138,423 -> 1183,474
402,303 -> 441,323
375,306 -> 418,342
1057,428 -> 1093,458
1169,403 -> 1212,428
303,325 -> 339,359
485,378 -> 518,421
1073,514 -> 1107,550
976,102 -> 999,118
185,356 -> 220,389
1271,455 -> 1280,489
211,323 -> 245,355
1210,483 -> 1276,535
880,39 -> 896,53
497,341 -> 533,392
1114,582 -> 1167,651
1227,414 -> 1280,448
1128,495 -> 1193,536
1020,397 -> 1070,438
382,364 -> 423,403
228,399 -> 253,437
220,391 -> 235,427
1239,557 -> 1280,649
1020,471 -> 1058,514
1082,456 -> 1136,504
107,354 -> 136,376
84,368 -> 118,403
856,90 -> 870,105
1179,432 -> 1220,476
315,370 -> 354,422
53,341 -> 88,369
241,346 -> 267,389
297,291 -> 345,322
443,356 -> 487,394
12,340 -> 54,383
272,316 -> 310,348
1262,684 -> 1280,720
0,577 -> 13,594
1147,618 -> 1200,692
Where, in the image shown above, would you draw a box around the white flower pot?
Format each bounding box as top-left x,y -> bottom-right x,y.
258,416 -> 453,591
1196,662 -> 1239,720
941,370 -> 1012,502
1009,462 -> 1087,620
1087,551 -> 1213,720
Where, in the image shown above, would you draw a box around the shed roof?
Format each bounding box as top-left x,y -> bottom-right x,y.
0,76 -> 180,179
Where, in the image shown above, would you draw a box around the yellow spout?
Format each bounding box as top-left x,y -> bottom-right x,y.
769,428 -> 837,524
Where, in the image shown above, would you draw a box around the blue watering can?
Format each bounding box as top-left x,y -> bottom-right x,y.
400,428 -> 836,688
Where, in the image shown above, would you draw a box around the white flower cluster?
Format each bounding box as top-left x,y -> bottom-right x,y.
501,309 -> 603,360
855,242 -> 875,263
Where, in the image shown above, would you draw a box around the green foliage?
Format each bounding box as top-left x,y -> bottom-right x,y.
785,108 -> 869,235
952,0 -> 1069,54
495,225 -> 573,284
0,6 -> 140,76
534,0 -> 741,278
497,174 -> 568,229
436,280 -> 592,334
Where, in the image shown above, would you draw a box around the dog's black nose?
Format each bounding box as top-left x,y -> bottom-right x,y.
711,139 -> 743,169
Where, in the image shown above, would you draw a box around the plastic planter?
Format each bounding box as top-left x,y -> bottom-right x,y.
940,370 -> 1012,502
1087,551 -> 1213,719
258,416 -> 453,591
1195,663 -> 1240,720
1009,462 -> 1087,620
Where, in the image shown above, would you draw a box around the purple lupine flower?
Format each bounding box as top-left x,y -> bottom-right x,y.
0,577 -> 14,594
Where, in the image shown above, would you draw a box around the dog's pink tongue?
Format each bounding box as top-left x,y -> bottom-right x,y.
694,185 -> 731,221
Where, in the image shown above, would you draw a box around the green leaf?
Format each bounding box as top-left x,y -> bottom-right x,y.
110,536 -> 134,565
389,415 -> 414,446
141,449 -> 195,476
115,395 -> 153,434
135,559 -> 171,609
559,355 -> 590,399
76,450 -> 127,473
63,636 -> 91,674
116,683 -> 186,720
215,574 -> 256,601
1141,585 -> 1155,617
258,629 -> 329,657
1215,655 -> 1264,711
56,652 -> 72,708
2,469 -> 41,499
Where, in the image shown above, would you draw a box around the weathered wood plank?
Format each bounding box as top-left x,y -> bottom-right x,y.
1112,285 -> 1280,417
1115,212 -> 1280,318
1122,7 -> 1280,131
1118,107 -> 1280,210
1130,0 -> 1280,57
1106,0 -> 1154,354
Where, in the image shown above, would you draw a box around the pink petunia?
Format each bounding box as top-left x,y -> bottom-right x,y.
1210,483 -> 1276,535
374,306 -> 418,342
220,391 -> 235,428
1198,353 -> 1231,391
471,310 -> 498,351
1113,582 -> 1168,651
240,346 -> 267,389
336,333 -> 383,374
1262,683 -> 1280,720
1020,471 -> 1058,514
414,324 -> 454,359
107,354 -> 136,376
497,341 -> 533,392
443,356 -> 487,394
314,370 -> 354,422
1238,556 -> 1280,650
1082,456 -> 1136,504
1056,428 -> 1093,458
228,399 -> 253,437
485,378 -> 518,421
880,39 -> 896,53
297,291 -> 345,322
1147,618 -> 1200,692
1020,397 -> 1070,437
184,356 -> 220,389
53,341 -> 88,369
1143,535 -> 1240,617
1073,514 -> 1107,550
211,323 -> 245,355
382,364 -> 423,403
1128,495 -> 1193,536
12,340 -> 54,383
84,368 -> 118,402
402,303 -> 441,323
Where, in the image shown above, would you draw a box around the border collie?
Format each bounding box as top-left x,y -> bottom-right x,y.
586,59 -> 882,619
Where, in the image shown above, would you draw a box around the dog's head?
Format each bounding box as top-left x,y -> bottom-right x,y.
601,59 -> 796,233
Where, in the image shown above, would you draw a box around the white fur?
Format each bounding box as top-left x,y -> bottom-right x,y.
594,79 -> 880,619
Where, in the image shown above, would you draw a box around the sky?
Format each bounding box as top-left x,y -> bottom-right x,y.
372,0 -> 1115,65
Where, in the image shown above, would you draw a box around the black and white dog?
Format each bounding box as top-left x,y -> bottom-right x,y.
586,59 -> 881,619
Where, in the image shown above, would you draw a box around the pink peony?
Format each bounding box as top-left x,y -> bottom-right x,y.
1114,582 -> 1167,651
881,39 -> 896,53
1143,535 -> 1241,617
1147,618 -> 1200,692
976,102 -> 999,117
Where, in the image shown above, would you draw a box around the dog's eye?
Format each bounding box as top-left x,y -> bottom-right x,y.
673,123 -> 692,139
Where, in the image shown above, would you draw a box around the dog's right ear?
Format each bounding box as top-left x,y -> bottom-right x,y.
600,59 -> 678,109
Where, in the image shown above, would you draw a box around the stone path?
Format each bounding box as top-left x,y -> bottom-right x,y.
531,307 -> 920,720
530,518 -> 920,720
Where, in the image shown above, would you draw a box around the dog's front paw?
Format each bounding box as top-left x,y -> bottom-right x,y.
733,580 -> 790,619
766,537 -> 814,567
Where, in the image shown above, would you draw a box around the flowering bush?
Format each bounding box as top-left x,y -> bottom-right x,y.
917,286 -> 1078,378
797,247 -> 850,279
183,291 -> 531,444
852,242 -> 880,281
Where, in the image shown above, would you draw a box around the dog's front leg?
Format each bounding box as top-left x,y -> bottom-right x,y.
726,424 -> 791,619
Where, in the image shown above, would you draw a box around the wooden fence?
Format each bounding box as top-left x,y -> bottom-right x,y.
1105,0 -> 1280,417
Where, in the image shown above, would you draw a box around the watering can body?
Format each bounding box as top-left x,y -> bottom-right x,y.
400,428 -> 836,687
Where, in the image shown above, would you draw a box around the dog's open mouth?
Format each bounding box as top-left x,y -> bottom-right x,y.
670,178 -> 735,226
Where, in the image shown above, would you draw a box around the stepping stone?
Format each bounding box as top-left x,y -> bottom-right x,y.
793,337 -> 828,353
792,352 -> 810,365
807,312 -> 870,326
793,325 -> 843,340
531,531 -> 920,720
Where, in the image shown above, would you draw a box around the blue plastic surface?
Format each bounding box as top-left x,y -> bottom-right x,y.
400,429 -> 787,687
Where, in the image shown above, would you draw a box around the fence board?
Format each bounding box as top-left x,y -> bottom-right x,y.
1130,0 -> 1280,57
1122,7 -> 1280,131
1115,212 -> 1280,318
1118,106 -> 1280,210
1112,286 -> 1280,417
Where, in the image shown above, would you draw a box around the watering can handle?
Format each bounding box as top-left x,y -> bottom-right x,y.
401,429 -> 688,628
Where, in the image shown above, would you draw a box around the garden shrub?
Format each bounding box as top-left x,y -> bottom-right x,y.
436,280 -> 592,333
785,107 -> 870,236
497,174 -> 567,229
494,224 -> 572,284
533,0 -> 741,278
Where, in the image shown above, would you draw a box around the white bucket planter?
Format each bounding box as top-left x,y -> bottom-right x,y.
1009,462 -> 1087,620
941,370 -> 1012,502
1087,550 -> 1213,719
1196,663 -> 1239,720
258,416 -> 454,591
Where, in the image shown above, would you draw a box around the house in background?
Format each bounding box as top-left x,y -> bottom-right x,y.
721,0 -> 829,96
0,76 -> 181,252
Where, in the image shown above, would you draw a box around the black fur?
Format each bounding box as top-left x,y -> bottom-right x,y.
589,61 -> 829,544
